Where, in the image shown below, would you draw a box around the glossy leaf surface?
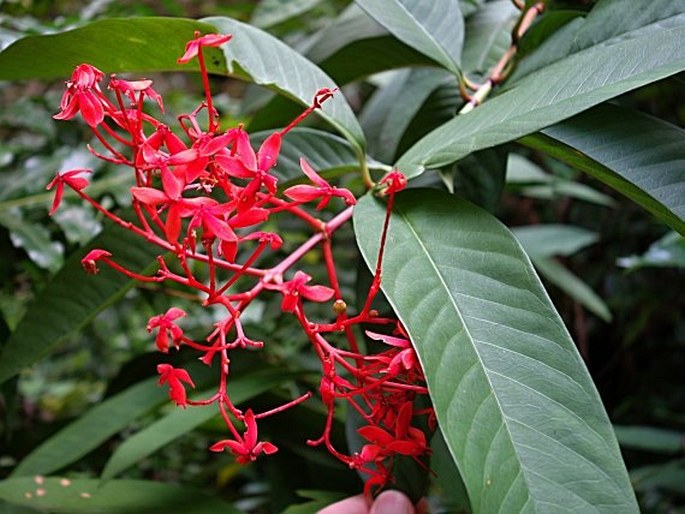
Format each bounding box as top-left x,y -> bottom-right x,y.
396,13 -> 685,178
522,105 -> 685,235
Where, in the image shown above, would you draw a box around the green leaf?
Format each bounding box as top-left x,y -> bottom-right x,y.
0,478 -> 241,514
250,0 -> 323,28
354,0 -> 464,76
461,0 -> 518,75
449,148 -> 507,212
511,0 -> 684,81
0,211 -> 63,273
354,189 -> 638,512
617,232 -> 685,270
11,377 -> 165,477
0,18 -> 220,80
307,4 -> 433,84
510,224 -> 598,259
246,4 -> 433,132
101,368 -> 296,480
532,257 -> 612,323
360,68 -> 451,164
0,17 -> 365,155
204,16 -> 365,154
521,104 -> 685,235
613,425 -> 685,454
631,462 -> 685,496
0,219 -> 158,385
395,15 -> 685,178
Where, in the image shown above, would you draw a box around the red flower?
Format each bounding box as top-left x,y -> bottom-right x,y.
184,198 -> 238,260
267,271 -> 335,312
131,167 -> 189,242
54,64 -> 107,127
46,169 -> 91,215
210,410 -> 278,464
80,249 -> 111,275
357,401 -> 427,462
365,330 -> 417,376
379,170 -> 407,195
284,158 -> 356,209
109,76 -> 164,112
157,364 -> 195,408
147,307 -> 186,352
177,32 -> 232,64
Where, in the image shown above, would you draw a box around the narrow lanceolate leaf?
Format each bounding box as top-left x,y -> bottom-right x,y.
532,257 -> 612,323
354,189 -> 638,513
306,4 -> 433,84
204,16 -> 365,155
360,68 -> 452,164
510,225 -> 599,259
0,220 -> 158,384
101,368 -> 296,480
11,377 -> 165,477
0,478 -> 241,514
511,0 -> 684,81
395,17 -> 685,179
461,0 -> 518,75
354,0 -> 464,76
521,105 -> 685,235
250,0 -> 323,29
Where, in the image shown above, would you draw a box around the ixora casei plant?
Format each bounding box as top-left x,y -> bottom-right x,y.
0,0 -> 683,512
48,32 -> 433,496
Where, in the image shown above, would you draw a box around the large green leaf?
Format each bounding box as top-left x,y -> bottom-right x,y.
521,104 -> 685,235
11,377 -> 165,477
0,17 -> 364,155
511,0 -> 684,81
0,220 -> 158,385
354,0 -> 464,76
354,189 -> 638,512
395,14 -> 685,178
101,368 -> 296,480
0,18 -> 219,79
0,478 -> 241,514
204,16 -> 365,154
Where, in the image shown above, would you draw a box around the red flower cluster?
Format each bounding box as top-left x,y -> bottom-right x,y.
48,31 -> 433,495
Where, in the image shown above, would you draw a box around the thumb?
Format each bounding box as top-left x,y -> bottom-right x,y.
370,490 -> 414,514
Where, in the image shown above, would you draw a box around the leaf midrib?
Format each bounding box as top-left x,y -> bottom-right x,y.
394,204 -> 535,513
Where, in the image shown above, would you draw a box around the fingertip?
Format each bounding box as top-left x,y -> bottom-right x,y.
370,490 -> 414,514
